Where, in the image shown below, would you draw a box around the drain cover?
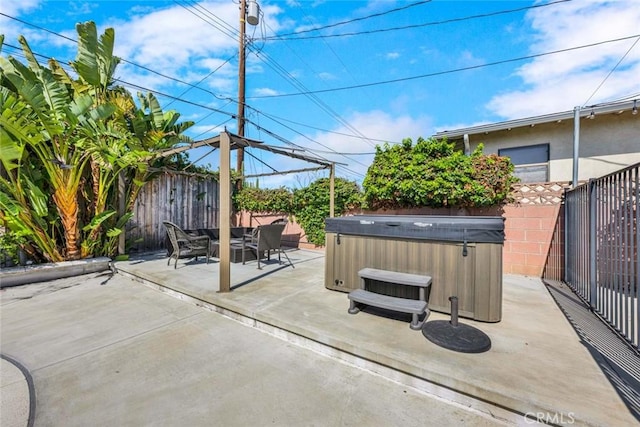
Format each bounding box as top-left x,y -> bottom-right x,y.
422,320 -> 491,353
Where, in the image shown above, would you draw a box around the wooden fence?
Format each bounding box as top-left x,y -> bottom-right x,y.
127,171 -> 220,252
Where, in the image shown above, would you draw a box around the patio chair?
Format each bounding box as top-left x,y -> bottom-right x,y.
163,221 -> 211,269
242,223 -> 294,270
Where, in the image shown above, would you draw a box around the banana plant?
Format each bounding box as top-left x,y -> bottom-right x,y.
1,34 -> 103,260
1,23 -> 195,261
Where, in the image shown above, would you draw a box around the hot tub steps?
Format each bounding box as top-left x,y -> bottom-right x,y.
348,268 -> 432,330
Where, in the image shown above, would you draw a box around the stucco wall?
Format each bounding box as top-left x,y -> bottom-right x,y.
464,111 -> 639,181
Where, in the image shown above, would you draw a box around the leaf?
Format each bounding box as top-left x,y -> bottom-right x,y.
97,27 -> 118,87
73,21 -> 101,86
25,178 -> 49,217
106,227 -> 122,238
0,130 -> 24,170
147,93 -> 165,129
82,209 -> 116,231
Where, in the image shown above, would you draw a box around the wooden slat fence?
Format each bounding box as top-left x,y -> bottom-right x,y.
127,171 -> 220,252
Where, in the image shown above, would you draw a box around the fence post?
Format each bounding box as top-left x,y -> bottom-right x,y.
118,171 -> 126,256
563,186 -> 569,283
588,178 -> 597,308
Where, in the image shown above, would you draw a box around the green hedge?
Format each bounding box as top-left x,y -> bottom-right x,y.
233,178 -> 362,246
362,137 -> 518,210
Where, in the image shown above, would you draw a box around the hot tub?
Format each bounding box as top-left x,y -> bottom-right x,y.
325,215 -> 505,322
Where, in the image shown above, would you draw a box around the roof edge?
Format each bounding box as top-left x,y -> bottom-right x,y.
434,100 -> 637,139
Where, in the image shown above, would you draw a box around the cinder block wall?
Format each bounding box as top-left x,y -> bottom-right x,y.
502,205 -> 560,276
236,182 -> 568,277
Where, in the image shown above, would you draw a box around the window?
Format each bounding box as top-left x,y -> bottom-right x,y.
499,143 -> 549,183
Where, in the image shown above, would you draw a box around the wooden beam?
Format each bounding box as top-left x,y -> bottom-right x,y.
329,163 -> 335,218
118,171 -> 126,255
241,165 -> 328,179
218,131 -> 231,292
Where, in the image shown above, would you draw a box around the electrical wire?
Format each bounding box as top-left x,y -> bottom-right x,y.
175,0 -> 239,40
290,1 -> 359,87
4,3 -> 636,181
582,36 -> 640,107
244,42 -> 379,148
271,1 -> 432,39
2,39 -> 365,171
245,105 -> 402,144
266,0 -> 570,41
243,115 -> 370,168
0,12 -> 232,103
250,34 -> 640,99
164,53 -> 238,109
2,11 -> 367,180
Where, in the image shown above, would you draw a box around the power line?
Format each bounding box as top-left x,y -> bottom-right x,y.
1,12 -> 368,180
244,39 -> 379,148
251,34 -> 640,99
3,40 -> 366,178
291,1 -> 359,87
0,12 -> 231,103
246,106 -> 402,144
265,0 -> 570,41
243,113 -> 371,168
271,0 -> 432,39
164,52 -> 238,109
2,30 -> 385,156
582,36 -> 640,107
2,41 -> 237,118
175,0 -> 239,41
242,117 -> 366,177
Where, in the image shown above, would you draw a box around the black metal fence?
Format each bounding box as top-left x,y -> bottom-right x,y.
564,163 -> 639,349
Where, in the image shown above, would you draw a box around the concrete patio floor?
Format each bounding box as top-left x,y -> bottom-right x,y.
110,248 -> 636,426
1,248 -> 637,426
2,271 -> 506,427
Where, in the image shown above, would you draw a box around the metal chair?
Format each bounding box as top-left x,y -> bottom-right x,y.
242,223 -> 294,270
163,221 -> 211,269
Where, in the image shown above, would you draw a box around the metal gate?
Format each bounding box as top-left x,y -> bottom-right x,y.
564,163 -> 639,348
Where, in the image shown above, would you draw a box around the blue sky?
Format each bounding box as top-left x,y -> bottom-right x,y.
2,0 -> 639,188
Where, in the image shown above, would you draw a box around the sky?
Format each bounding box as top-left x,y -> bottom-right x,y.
1,0 -> 639,188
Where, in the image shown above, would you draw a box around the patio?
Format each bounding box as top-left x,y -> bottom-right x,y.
111,248 -> 638,426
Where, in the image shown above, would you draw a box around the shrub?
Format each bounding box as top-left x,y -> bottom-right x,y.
293,178 -> 362,246
233,177 -> 362,246
233,187 -> 293,213
363,137 -> 518,209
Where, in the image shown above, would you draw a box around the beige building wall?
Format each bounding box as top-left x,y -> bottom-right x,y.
461,111 -> 639,181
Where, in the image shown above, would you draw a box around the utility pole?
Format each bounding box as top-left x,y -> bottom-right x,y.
236,0 -> 247,186
572,106 -> 580,187
236,0 -> 259,189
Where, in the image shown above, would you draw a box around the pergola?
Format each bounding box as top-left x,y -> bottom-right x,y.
154,131 -> 336,292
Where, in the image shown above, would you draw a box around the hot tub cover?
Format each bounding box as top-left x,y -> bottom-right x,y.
325,215 -> 504,243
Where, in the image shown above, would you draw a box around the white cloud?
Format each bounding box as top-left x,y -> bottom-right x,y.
385,52 -> 400,60
318,71 -> 336,80
253,87 -> 280,96
487,0 -> 640,119
66,1 -> 96,16
109,2 -> 237,71
99,1 -> 281,95
0,0 -> 43,44
189,123 -> 227,137
0,0 -> 40,16
256,109 -> 431,188
457,50 -> 484,67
